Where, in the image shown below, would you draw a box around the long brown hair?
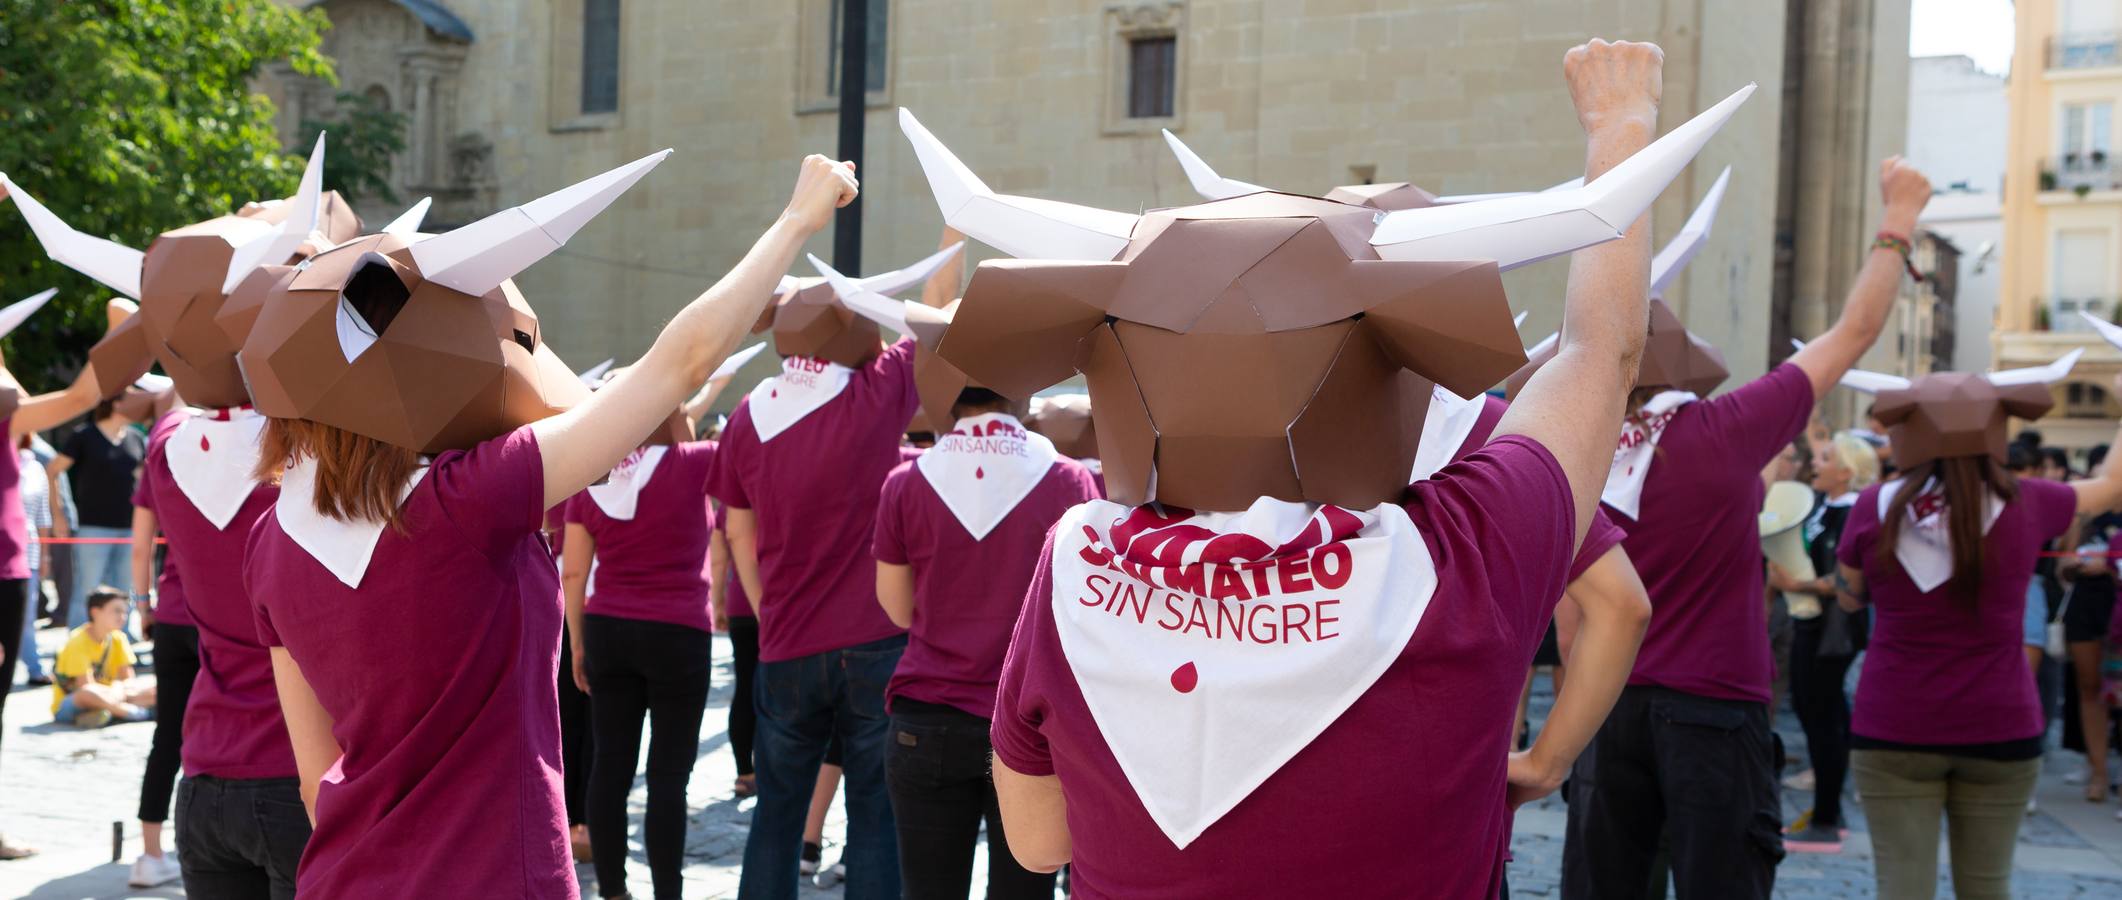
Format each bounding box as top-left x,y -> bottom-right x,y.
255,418 -> 423,530
1876,455 -> 2018,606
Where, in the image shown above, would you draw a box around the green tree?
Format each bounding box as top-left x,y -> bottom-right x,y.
0,0 -> 333,388
300,91 -> 408,206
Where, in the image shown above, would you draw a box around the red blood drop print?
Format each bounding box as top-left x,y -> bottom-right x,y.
1170,662 -> 1198,693
770,389 -> 779,399
975,466 -> 985,480
200,435 -> 211,451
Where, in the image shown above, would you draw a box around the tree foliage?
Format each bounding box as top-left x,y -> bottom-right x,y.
300,90 -> 408,206
0,0 -> 334,388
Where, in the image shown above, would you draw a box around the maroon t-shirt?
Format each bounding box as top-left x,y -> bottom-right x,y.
1457,395 -> 1626,582
130,414 -> 190,626
705,338 -> 917,662
0,416 -> 30,580
137,410 -> 285,777
992,436 -> 1574,898
249,426 -> 571,899
565,441 -> 716,635
1838,477 -> 2075,746
1614,363 -> 1815,703
872,456 -> 1099,718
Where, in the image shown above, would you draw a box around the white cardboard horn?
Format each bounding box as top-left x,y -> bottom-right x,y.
1987,346 -> 2083,387
382,197 -> 433,237
1432,177 -> 1586,205
223,133 -> 328,293
0,288 -> 58,340
1649,166 -> 1732,299
810,254 -> 917,336
410,149 -> 673,295
577,358 -> 616,386
0,175 -> 144,299
1371,83 -> 1756,271
1162,130 -> 1268,201
900,108 -> 1140,262
853,242 -> 966,298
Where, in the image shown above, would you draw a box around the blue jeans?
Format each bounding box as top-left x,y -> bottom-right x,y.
17,562 -> 41,680
66,525 -> 130,629
739,634 -> 905,900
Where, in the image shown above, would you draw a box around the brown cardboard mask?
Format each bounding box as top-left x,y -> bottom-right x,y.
906,89 -> 1749,509
1323,182 -> 1438,211
89,193 -> 363,408
1504,297 -> 1729,398
1872,374 -> 2055,470
1027,393 -> 1098,460
237,149 -> 670,454
238,232 -> 589,453
936,193 -> 1524,510
765,279 -> 884,367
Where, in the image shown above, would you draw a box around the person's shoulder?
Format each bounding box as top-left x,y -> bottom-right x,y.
880,458 -> 922,498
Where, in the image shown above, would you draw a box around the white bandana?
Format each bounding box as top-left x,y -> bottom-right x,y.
1052,497 -> 1435,849
1878,478 -> 2003,592
586,445 -> 667,521
749,357 -> 853,442
915,413 -> 1057,540
274,459 -> 430,588
1409,386 -> 1489,481
1602,391 -> 1698,520
163,407 -> 268,530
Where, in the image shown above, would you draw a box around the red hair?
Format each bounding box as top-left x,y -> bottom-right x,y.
256,418 -> 423,530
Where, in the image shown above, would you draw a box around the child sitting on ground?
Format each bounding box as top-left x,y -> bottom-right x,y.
51,587 -> 155,727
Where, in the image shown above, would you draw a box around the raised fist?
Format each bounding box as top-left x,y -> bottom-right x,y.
785,154 -> 860,236
1564,39 -> 1664,135
1878,156 -> 1933,219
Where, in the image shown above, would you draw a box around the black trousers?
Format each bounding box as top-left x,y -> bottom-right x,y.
1788,619 -> 1854,827
729,614 -> 759,777
174,775 -> 311,900
140,622 -> 199,823
0,578 -> 22,776
1562,685 -> 1784,900
559,621 -> 593,826
584,614 -> 712,900
884,698 -> 1056,900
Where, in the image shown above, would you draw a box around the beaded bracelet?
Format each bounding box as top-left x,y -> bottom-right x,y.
1874,230 -> 1923,283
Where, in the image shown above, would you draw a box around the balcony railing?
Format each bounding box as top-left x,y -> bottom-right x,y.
2049,32 -> 2122,70
2040,296 -> 2122,331
2040,152 -> 2119,192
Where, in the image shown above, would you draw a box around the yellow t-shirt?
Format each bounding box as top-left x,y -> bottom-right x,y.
51,626 -> 137,714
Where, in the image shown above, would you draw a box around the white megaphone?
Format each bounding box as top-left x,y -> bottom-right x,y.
1760,480 -> 1820,619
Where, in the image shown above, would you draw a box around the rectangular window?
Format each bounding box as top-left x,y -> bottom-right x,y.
581,0 -> 621,114
1128,36 -> 1177,119
826,0 -> 889,97
2054,228 -> 2113,330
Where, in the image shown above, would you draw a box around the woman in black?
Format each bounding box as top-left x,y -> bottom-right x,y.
1770,431 -> 1880,852
51,391 -> 150,627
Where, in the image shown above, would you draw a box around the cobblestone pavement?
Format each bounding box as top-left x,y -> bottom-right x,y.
3,629 -> 2120,898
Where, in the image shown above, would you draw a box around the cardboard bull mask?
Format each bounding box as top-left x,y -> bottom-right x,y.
806,244 -> 968,434
1026,393 -> 1097,460
757,246 -> 965,368
900,84 -> 1752,510
5,136 -> 370,409
1831,347 -> 2082,471
237,149 -> 672,454
1505,167 -> 1735,399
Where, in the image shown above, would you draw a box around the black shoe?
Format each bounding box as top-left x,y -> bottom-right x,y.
800,841 -> 821,876
24,676 -> 50,687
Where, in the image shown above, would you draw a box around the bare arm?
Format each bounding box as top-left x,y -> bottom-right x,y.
919,226 -> 966,310
532,156 -> 858,509
130,507 -> 156,607
561,523 -> 594,695
992,756 -> 1070,873
1837,564 -> 1868,612
46,464 -> 67,537
876,562 -> 915,629
1510,547 -> 1651,807
725,506 -> 765,606
270,648 -> 341,825
1785,158 -> 1932,398
709,527 -> 732,631
1494,39 -> 1663,548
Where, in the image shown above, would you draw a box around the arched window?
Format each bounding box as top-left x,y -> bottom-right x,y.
364,84 -> 391,114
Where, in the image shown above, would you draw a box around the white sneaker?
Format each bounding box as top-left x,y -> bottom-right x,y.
129,853 -> 181,887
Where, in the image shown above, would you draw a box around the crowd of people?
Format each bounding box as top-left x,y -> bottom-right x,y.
0,36 -> 2116,900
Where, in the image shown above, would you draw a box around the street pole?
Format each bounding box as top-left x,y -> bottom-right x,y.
834,0 -> 867,273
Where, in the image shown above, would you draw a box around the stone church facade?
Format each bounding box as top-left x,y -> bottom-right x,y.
259,0 -> 1912,413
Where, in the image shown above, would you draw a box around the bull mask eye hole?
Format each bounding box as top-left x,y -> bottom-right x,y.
343,257 -> 411,336
512,329 -> 535,352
